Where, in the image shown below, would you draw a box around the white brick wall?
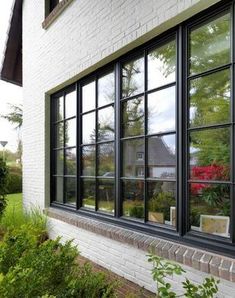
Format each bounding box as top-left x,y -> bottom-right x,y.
49,218 -> 235,296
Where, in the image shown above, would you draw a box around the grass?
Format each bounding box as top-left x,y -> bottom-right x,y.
1,193 -> 47,235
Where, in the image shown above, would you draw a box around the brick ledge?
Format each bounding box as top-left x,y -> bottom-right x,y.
42,0 -> 74,29
47,207 -> 235,282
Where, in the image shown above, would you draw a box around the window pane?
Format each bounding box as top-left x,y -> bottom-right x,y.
55,96 -> 63,121
122,138 -> 144,178
148,135 -> 176,179
148,181 -> 176,226
148,86 -> 175,134
55,122 -> 64,148
65,118 -> 76,147
122,180 -> 144,220
122,96 -> 144,137
148,40 -> 176,90
98,106 -> 114,141
122,56 -> 144,98
54,177 -> 63,203
82,112 -> 95,144
65,90 -> 76,119
65,148 -> 76,175
189,69 -> 230,128
82,145 -> 96,176
82,178 -> 95,209
98,72 -> 115,107
65,177 -> 76,205
98,179 -> 115,214
190,13 -> 230,75
190,128 -> 230,181
55,150 -> 63,175
82,81 -> 96,113
98,143 -> 114,177
190,183 -> 230,238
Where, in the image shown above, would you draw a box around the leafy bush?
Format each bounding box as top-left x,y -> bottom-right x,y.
0,237 -> 117,298
6,166 -> 22,194
148,254 -> 219,298
129,205 -> 144,218
0,158 -> 8,218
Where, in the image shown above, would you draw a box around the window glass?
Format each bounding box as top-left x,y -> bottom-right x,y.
55,123 -> 64,148
189,128 -> 230,181
148,135 -> 176,179
122,180 -> 144,220
189,69 -> 230,128
98,106 -> 114,141
190,183 -> 230,237
65,178 -> 76,205
148,86 -> 175,134
98,72 -> 115,107
82,179 -> 96,209
122,138 -> 144,178
65,148 -> 76,175
98,143 -> 115,177
55,150 -> 63,175
190,13 -> 230,75
65,118 -> 76,147
98,179 -> 115,213
82,145 -> 96,176
54,177 -> 63,203
65,90 -> 76,119
148,40 -> 176,90
82,112 -> 95,144
148,181 -> 176,226
122,96 -> 144,137
122,56 -> 144,98
82,81 -> 96,113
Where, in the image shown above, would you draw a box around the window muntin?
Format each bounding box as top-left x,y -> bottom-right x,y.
188,11 -> 232,238
51,5 -> 235,254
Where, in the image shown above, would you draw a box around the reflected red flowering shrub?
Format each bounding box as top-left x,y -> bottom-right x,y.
191,165 -> 229,195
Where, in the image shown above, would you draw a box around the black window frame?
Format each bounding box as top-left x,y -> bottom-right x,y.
50,0 -> 235,257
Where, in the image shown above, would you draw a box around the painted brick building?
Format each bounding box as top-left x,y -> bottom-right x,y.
1,0 -> 235,295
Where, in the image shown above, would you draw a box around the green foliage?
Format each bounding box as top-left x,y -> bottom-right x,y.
129,205 -> 144,218
0,158 -> 8,219
0,237 -> 116,298
148,254 -> 219,298
148,191 -> 175,220
6,167 -> 22,194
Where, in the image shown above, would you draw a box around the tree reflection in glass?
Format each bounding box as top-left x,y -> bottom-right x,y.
148,87 -> 175,134
190,128 -> 230,180
122,180 -> 144,220
55,96 -> 64,121
98,72 -> 115,107
82,179 -> 95,209
148,40 -> 176,90
190,13 -> 230,75
98,179 -> 114,213
190,69 -> 230,128
65,148 -> 76,175
65,178 -> 76,205
65,118 -> 76,147
148,181 -> 176,226
98,106 -> 114,141
98,143 -> 114,177
122,56 -> 144,98
122,96 -> 144,137
82,145 -> 96,176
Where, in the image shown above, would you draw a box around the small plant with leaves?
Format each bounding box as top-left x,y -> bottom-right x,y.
0,158 -> 8,219
148,254 -> 219,298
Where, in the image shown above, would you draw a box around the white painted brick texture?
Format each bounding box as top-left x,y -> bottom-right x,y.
49,218 -> 235,296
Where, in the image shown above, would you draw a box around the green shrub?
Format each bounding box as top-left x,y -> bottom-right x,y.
129,205 -> 144,218
0,237 -> 116,298
6,167 -> 22,194
0,158 -> 8,218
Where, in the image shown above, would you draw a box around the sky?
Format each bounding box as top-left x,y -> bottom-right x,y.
0,0 -> 23,152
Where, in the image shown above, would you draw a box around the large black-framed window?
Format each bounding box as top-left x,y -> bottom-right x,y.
51,0 -> 235,256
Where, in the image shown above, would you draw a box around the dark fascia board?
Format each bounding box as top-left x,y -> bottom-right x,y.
0,0 -> 22,86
